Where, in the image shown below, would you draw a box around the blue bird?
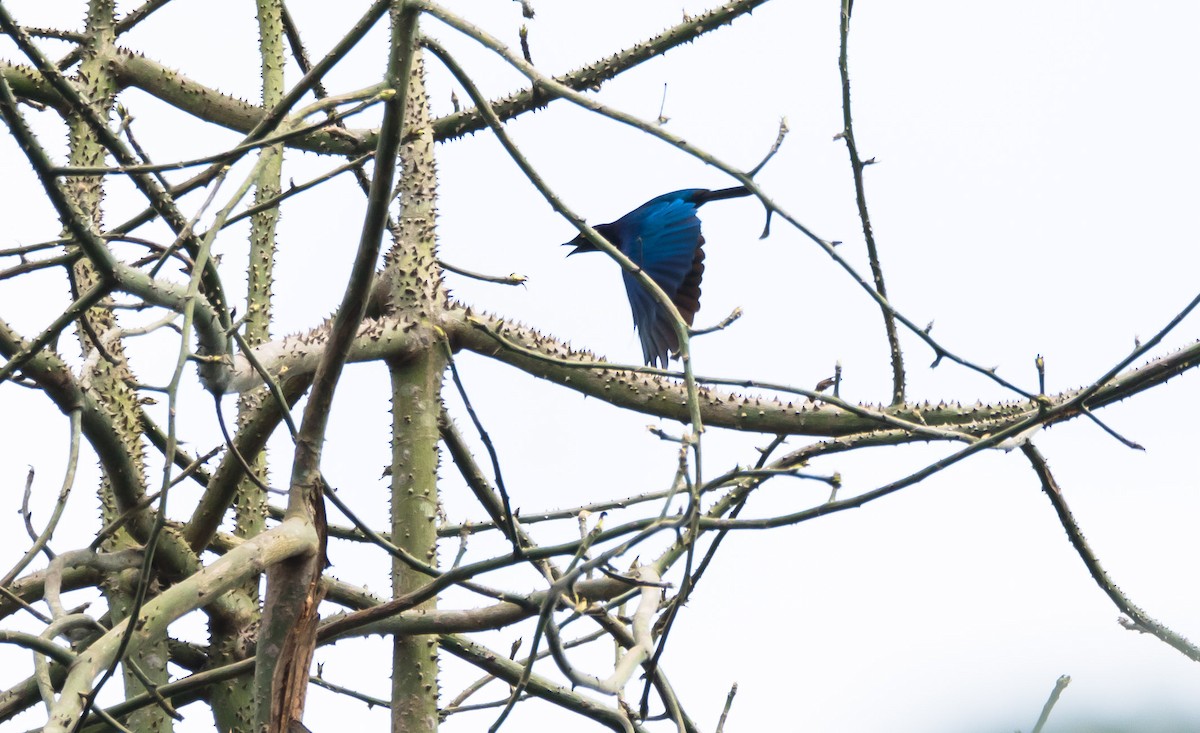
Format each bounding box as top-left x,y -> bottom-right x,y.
565,186 -> 751,367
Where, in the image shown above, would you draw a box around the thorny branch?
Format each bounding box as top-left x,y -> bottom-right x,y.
0,2 -> 1196,732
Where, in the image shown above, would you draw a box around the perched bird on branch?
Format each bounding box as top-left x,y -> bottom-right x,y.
564,186 -> 751,367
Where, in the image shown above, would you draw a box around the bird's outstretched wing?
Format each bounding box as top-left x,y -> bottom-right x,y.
616,191 -> 707,367
566,186 -> 749,367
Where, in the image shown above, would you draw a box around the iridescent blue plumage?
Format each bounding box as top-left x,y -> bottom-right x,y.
565,187 -> 750,367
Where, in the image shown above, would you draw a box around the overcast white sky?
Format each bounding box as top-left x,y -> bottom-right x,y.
2,2 -> 1200,732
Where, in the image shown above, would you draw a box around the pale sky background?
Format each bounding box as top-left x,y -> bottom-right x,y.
2,2 -> 1199,732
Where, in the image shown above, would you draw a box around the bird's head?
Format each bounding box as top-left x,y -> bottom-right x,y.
563,223 -> 616,256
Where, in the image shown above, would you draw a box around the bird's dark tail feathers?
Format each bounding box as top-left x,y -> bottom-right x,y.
694,186 -> 752,206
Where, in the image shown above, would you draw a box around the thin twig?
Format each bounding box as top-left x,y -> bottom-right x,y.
2,411 -> 80,585
715,682 -> 737,733
837,0 -> 904,405
1030,675 -> 1070,733
310,670 -> 390,709
443,346 -> 522,554
439,259 -> 527,285
1021,443 -> 1200,661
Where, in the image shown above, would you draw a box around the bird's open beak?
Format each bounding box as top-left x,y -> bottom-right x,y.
563,235 -> 591,256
